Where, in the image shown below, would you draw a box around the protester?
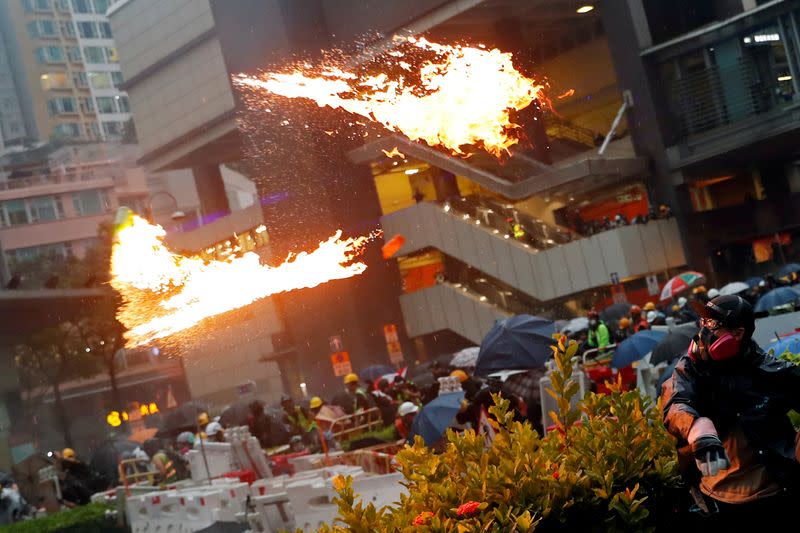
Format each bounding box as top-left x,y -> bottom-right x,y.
309,396 -> 325,418
59,448 -> 93,506
586,310 -> 610,350
247,400 -> 271,448
280,394 -> 316,439
394,402 -> 419,440
462,376 -> 526,429
143,439 -> 181,486
662,295 -> 800,527
616,317 -> 632,341
176,432 -> 195,454
203,421 -> 225,443
630,305 -> 649,332
371,379 -> 397,425
450,369 -> 481,400
334,373 -> 373,415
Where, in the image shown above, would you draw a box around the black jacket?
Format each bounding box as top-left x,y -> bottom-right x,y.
663,341 -> 800,487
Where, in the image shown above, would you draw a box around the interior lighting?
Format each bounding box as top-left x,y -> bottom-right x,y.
576,5 -> 594,14
404,168 -> 419,175
778,75 -> 793,82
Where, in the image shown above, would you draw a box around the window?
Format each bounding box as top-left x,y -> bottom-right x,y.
96,96 -> 114,113
56,0 -> 69,11
116,95 -> 129,112
110,71 -> 123,87
9,122 -> 21,134
92,0 -> 110,13
72,189 -> 109,215
2,199 -> 29,226
27,20 -> 55,38
72,71 -> 88,88
67,46 -> 81,62
87,71 -> 110,88
71,0 -> 91,13
35,46 -> 65,63
40,72 -> 68,90
47,97 -> 77,115
106,47 -> 118,62
8,243 -> 68,264
82,46 -> 105,63
102,121 -> 122,137
29,196 -> 61,222
60,21 -> 75,38
80,96 -> 94,113
77,21 -> 97,38
23,0 -> 52,12
98,22 -> 112,38
53,122 -> 81,137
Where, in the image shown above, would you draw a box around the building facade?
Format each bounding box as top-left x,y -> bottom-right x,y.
0,0 -> 130,146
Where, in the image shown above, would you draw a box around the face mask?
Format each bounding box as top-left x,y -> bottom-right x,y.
689,326 -> 740,362
589,320 -> 598,328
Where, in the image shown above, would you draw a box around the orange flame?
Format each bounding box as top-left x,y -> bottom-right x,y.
381,147 -> 405,159
111,216 -> 372,347
233,38 -> 545,157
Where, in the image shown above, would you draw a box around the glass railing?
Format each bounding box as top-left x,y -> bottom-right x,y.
0,168 -> 122,191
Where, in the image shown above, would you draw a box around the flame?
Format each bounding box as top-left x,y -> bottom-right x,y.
233,38 -> 545,157
111,215 -> 372,347
381,147 -> 405,159
556,88 -> 575,99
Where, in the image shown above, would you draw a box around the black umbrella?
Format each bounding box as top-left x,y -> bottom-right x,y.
475,315 -> 555,376
650,324 -> 698,365
777,263 -> 800,279
89,438 -> 139,488
600,302 -> 632,324
219,399 -> 254,428
157,400 -> 209,437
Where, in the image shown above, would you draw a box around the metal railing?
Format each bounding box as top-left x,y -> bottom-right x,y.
544,116 -> 597,148
666,57 -> 791,138
0,168 -> 121,191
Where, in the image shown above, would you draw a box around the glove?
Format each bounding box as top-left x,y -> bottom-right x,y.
691,435 -> 731,477
688,417 -> 730,477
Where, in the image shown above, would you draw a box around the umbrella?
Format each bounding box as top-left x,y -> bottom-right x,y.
611,330 -> 666,369
719,282 -> 749,296
219,399 -> 256,428
157,400 -> 209,437
600,303 -> 632,324
656,360 -> 679,394
560,317 -> 589,335
776,263 -> 800,279
754,287 -> 800,313
650,324 -> 698,365
660,271 -> 705,301
451,347 -> 480,368
359,365 -> 395,383
128,427 -> 157,443
475,315 -> 555,377
89,438 -> 139,488
11,453 -> 52,508
765,332 -> 800,356
407,390 -> 465,446
745,277 -> 763,288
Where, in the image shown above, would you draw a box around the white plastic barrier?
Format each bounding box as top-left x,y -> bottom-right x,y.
187,443 -> 238,481
349,472 -> 406,509
246,492 -> 295,533
539,363 -> 589,431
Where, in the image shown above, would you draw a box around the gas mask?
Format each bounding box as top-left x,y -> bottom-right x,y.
689,326 -> 741,362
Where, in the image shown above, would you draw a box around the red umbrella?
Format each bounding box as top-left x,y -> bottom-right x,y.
660,272 -> 705,301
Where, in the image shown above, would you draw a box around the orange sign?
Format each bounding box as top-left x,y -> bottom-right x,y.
330,351 -> 352,377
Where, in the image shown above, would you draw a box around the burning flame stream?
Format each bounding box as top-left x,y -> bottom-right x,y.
111,215 -> 372,348
233,37 -> 545,157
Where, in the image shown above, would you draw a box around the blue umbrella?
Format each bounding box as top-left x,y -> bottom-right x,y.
745,277 -> 763,288
359,365 -> 395,383
765,332 -> 800,356
407,391 -> 465,446
475,315 -> 555,376
754,287 -> 800,313
776,263 -> 800,279
611,330 -> 667,369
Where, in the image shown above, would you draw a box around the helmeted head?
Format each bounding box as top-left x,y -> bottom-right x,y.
587,309 -> 600,328
309,396 -> 324,411
644,302 -> 656,312
646,310 -> 658,324
398,401 -> 419,425
630,305 -> 642,316
450,369 -> 468,383
62,448 -> 76,460
197,412 -> 210,427
689,295 -> 754,363
205,421 -> 224,442
280,394 -> 293,410
677,297 -> 687,308
618,317 -> 631,330
377,378 -> 389,392
176,432 -> 195,447
707,288 -> 720,300
344,373 -> 360,392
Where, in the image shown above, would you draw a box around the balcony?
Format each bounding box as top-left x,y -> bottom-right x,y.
0,169 -> 119,201
400,282 -> 511,344
382,201 -> 686,302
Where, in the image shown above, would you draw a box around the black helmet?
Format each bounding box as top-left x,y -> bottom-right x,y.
143,438 -> 160,457
691,295 -> 755,339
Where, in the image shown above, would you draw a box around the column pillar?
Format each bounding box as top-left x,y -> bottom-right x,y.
192,164 -> 230,220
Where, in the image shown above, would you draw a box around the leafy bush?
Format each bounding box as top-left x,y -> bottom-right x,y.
0,503 -> 123,533
315,338 -> 683,532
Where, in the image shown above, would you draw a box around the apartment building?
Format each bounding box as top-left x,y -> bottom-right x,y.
0,0 -> 130,145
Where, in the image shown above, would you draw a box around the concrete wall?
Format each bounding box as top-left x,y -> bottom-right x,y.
399,282 -> 510,343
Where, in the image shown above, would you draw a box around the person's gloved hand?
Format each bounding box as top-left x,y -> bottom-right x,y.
689,417 -> 731,477
692,434 -> 730,476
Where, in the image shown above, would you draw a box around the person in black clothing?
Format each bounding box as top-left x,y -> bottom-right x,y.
662,295 -> 800,528
247,400 -> 271,448
461,376 -> 526,429
371,379 -> 397,426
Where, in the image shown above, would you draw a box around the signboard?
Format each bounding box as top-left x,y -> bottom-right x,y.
329,335 -> 344,353
386,341 -> 404,365
610,284 -> 628,304
646,274 -> 660,296
236,380 -> 256,397
383,324 -> 399,344
609,272 -> 620,286
330,351 -> 352,377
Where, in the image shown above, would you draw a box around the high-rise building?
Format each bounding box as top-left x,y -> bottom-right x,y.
0,0 -> 130,145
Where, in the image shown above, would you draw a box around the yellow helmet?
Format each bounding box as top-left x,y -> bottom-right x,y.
309,396 -> 324,409
62,448 -> 75,460
692,285 -> 707,295
450,369 -> 468,383
197,412 -> 210,426
344,373 -> 359,385
644,302 -> 656,311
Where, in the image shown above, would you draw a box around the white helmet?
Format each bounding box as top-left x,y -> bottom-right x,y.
707,288 -> 720,299
398,402 -> 419,417
646,310 -> 658,323
677,297 -> 687,307
205,421 -> 223,437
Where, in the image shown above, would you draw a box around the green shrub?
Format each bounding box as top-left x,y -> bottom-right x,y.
314,337 -> 682,532
0,503 -> 123,533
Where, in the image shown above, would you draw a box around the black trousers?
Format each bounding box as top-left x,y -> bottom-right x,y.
687,490 -> 794,532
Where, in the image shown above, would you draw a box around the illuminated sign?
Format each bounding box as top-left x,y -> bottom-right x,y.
106,403 -> 159,426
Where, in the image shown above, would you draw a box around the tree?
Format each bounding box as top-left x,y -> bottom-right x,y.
75,314 -> 127,416
15,323 -> 99,447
